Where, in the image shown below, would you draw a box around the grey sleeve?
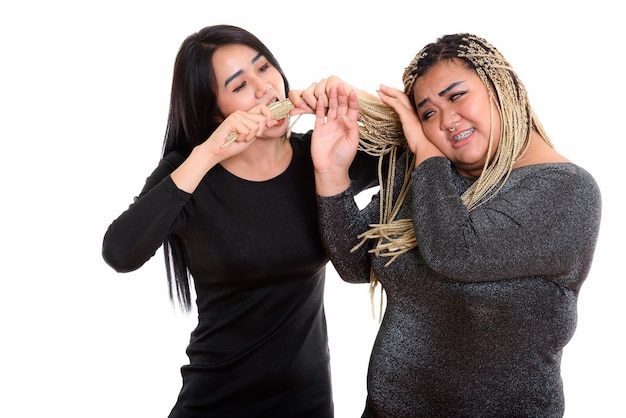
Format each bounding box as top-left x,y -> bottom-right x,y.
411,157 -> 602,285
316,186 -> 379,284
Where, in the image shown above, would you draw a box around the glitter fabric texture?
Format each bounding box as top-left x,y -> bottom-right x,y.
317,155 -> 601,417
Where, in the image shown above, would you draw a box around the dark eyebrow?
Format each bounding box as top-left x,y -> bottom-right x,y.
416,80 -> 465,109
251,52 -> 263,64
224,52 -> 264,88
439,80 -> 464,97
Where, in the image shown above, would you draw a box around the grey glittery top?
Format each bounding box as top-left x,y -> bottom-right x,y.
317,155 -> 601,418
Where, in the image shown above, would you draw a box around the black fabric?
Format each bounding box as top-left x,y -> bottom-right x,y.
102,131 -> 379,417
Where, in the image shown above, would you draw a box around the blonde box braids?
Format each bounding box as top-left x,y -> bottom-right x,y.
357,34 -> 554,314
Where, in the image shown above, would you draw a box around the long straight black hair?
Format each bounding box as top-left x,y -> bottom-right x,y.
161,25 -> 290,311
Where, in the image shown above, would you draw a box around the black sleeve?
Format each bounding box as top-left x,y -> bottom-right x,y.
102,152 -> 191,272
348,144 -> 392,194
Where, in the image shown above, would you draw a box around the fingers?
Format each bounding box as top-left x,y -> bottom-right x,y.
311,78 -> 330,109
296,80 -> 326,112
326,85 -> 357,122
287,89 -> 313,115
335,85 -> 349,120
377,84 -> 418,123
288,84 -> 326,116
377,84 -> 428,155
346,88 -> 359,122
377,84 -> 411,108
340,88 -> 359,137
219,105 -> 273,149
313,85 -> 356,134
313,91 -> 327,130
326,85 -> 338,120
292,76 -> 351,115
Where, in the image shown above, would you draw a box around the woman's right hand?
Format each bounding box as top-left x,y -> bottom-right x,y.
377,84 -> 443,166
207,103 -> 276,157
171,103 -> 276,193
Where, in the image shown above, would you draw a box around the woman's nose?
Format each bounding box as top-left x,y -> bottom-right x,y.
255,82 -> 272,99
442,111 -> 459,132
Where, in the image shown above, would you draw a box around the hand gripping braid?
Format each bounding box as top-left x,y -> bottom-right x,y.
221,97 -> 404,152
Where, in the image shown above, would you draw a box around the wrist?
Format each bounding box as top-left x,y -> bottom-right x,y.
314,169 -> 351,197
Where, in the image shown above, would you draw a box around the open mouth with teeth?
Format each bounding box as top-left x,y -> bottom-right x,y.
452,128 -> 475,143
268,98 -> 294,120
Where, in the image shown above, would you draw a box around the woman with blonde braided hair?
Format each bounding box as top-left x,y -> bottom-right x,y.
312,33 -> 601,417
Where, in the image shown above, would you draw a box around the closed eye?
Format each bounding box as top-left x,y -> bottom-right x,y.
450,90 -> 466,101
233,81 -> 247,93
421,109 -> 435,122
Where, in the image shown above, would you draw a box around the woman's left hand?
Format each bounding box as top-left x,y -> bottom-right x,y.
289,76 -> 353,116
311,85 -> 360,196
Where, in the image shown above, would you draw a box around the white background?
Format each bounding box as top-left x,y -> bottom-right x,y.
1,1 -> 623,417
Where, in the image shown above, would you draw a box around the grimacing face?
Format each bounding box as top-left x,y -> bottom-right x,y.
212,43 -> 288,139
413,59 -> 501,177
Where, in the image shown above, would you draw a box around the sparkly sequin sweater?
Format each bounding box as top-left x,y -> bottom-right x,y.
317,155 -> 601,418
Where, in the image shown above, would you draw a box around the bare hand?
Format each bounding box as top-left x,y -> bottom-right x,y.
209,103 -> 275,157
171,103 -> 276,194
289,76 -> 355,117
377,84 -> 443,164
311,85 -> 360,196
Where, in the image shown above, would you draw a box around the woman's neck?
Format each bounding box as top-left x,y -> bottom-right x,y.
513,131 -> 571,169
220,136 -> 292,181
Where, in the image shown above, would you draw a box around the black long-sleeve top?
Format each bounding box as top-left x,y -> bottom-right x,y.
103,131 -> 379,417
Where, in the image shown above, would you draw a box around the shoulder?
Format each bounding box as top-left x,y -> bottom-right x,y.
511,163 -> 601,216
513,133 -> 570,168
515,162 -> 598,189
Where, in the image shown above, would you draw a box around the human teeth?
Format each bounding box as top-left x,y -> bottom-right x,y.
452,128 -> 475,143
268,99 -> 294,120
